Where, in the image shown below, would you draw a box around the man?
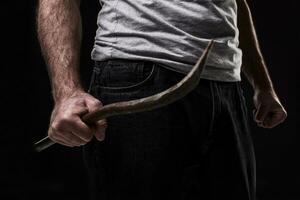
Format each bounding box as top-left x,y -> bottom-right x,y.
37,0 -> 287,199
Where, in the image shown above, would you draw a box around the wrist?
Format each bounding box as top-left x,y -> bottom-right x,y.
254,87 -> 278,101
253,84 -> 274,94
53,86 -> 85,104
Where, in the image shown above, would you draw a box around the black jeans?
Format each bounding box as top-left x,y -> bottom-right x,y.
83,59 -> 256,200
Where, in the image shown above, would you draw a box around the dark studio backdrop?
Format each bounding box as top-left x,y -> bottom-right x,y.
0,1 -> 299,200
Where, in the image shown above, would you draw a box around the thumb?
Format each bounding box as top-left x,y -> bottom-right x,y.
255,104 -> 269,123
84,96 -> 107,141
93,119 -> 107,141
84,96 -> 103,112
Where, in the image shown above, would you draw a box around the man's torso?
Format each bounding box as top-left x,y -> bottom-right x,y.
91,0 -> 242,82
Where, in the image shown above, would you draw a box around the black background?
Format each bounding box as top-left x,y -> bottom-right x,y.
0,1 -> 299,199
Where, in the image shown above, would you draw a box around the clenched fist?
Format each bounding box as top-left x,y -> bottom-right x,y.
48,91 -> 107,147
253,90 -> 287,129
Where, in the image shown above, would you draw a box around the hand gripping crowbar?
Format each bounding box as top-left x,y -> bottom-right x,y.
34,41 -> 214,152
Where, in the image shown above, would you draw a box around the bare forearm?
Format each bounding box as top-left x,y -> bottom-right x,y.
237,0 -> 274,93
37,0 -> 83,103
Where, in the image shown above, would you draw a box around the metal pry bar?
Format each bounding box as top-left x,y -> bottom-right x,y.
34,41 -> 214,152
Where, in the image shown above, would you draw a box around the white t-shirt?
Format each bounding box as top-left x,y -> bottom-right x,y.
92,0 -> 242,82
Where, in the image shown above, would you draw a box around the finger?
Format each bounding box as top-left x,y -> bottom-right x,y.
255,104 -> 269,123
85,97 -> 103,112
49,130 -> 76,147
252,108 -> 258,121
60,131 -> 87,146
49,128 -> 86,146
93,119 -> 107,141
57,98 -> 89,116
49,134 -> 74,147
85,98 -> 106,141
66,118 -> 93,142
263,112 -> 286,128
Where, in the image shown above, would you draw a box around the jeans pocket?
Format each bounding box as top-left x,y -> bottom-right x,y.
96,60 -> 158,93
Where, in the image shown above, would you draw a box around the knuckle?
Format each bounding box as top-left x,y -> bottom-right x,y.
76,128 -> 89,138
48,132 -> 58,142
74,100 -> 85,106
102,121 -> 108,127
60,115 -> 73,124
48,130 -> 54,137
81,133 -> 93,142
51,122 -> 60,131
98,119 -> 107,127
49,126 -> 58,136
52,122 -> 65,132
92,99 -> 102,106
88,99 -> 103,111
85,134 -> 93,141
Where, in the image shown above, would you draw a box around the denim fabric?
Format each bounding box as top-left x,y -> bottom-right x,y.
83,59 -> 256,200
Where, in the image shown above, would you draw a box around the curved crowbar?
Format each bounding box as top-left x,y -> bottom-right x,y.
34,41 -> 214,152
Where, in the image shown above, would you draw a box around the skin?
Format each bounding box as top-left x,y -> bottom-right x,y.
36,0 -> 286,147
37,0 -> 107,147
237,0 -> 287,128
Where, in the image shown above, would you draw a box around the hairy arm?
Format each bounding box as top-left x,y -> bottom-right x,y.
37,0 -> 106,146
237,0 -> 287,128
37,0 -> 83,103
